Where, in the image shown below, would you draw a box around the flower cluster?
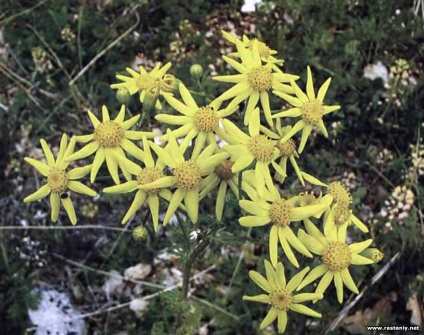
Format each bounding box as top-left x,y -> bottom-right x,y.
23,31 -> 382,333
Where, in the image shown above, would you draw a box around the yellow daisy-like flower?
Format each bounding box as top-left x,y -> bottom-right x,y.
156,83 -> 237,159
260,119 -> 304,186
221,30 -> 283,67
221,114 -> 283,197
110,62 -> 174,109
297,220 -> 374,303
243,260 -> 322,333
24,134 -> 97,225
102,137 -> 172,232
301,173 -> 369,238
213,38 -> 298,127
66,105 -> 156,185
239,184 -> 331,268
199,158 -> 239,220
140,130 -> 229,224
272,66 -> 340,153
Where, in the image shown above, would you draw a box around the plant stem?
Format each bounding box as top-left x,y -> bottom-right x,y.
180,237 -> 210,299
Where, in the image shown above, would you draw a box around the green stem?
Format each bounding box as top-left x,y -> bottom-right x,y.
180,237 -> 210,299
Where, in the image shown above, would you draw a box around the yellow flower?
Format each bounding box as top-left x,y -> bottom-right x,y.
301,174 -> 369,238
156,83 -> 237,159
221,115 -> 283,197
140,130 -> 229,224
213,38 -> 298,127
199,158 -> 239,220
239,184 -> 331,268
243,260 -> 322,333
260,119 -> 304,185
297,220 -> 374,303
221,30 -> 283,67
24,134 -> 97,225
272,66 -> 340,153
102,137 -> 172,232
66,105 -> 156,185
110,62 -> 174,109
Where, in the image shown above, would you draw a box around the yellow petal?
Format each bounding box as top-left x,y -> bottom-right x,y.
138,176 -> 175,189
297,264 -> 328,291
297,229 -> 325,255
351,253 -> 375,265
249,270 -> 272,293
260,90 -> 273,127
68,181 -> 96,197
264,259 -> 278,290
279,229 -> 299,268
67,142 -> 99,161
68,165 -> 92,180
242,294 -> 270,304
90,147 -> 105,183
104,181 -> 139,194
163,188 -> 185,226
349,239 -> 373,253
259,307 -> 278,330
341,268 -> 359,294
352,214 -> 369,232
284,227 -> 312,257
269,226 -> 279,268
50,193 -> 60,222
280,120 -> 305,142
231,155 -> 254,173
102,105 -> 110,122
148,194 -> 160,232
272,107 -> 302,118
306,66 -> 315,100
87,109 -> 100,127
24,157 -> 50,177
273,91 -> 303,107
317,77 -> 332,102
289,304 -> 321,318
105,149 -> 120,184
290,78 -> 309,103
302,172 -> 327,187
293,293 -> 323,303
291,203 -> 328,221
277,310 -> 288,333
298,124 -> 312,153
114,105 -> 126,123
334,271 -> 344,303
121,114 -> 140,130
61,197 -> 77,225
315,270 -> 333,296
122,190 -> 146,224
120,138 -> 144,161
217,81 -> 250,101
275,262 -> 286,288
185,189 -> 199,223
40,139 -> 55,166
24,184 -> 50,203
56,134 -> 69,163
222,119 -> 250,144
215,181 -> 227,220
239,216 -> 270,227
286,266 -> 310,292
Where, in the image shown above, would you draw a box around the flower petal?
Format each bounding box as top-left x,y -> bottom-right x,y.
249,270 -> 272,293
50,193 -> 60,222
185,189 -> 199,223
315,270 -> 333,296
349,239 -> 373,253
104,180 -> 139,194
215,181 -> 227,220
286,266 -> 310,292
242,294 -> 270,304
279,229 -> 299,268
334,271 -> 344,303
259,307 -> 278,330
61,197 -> 77,225
293,293 -> 323,303
40,139 -> 55,166
277,310 -> 288,333
317,77 -> 332,102
148,194 -> 160,232
122,191 -> 146,223
297,264 -> 328,291
297,229 -> 325,255
290,304 -> 321,318
351,253 -> 375,265
163,188 -> 185,226
239,215 -> 270,227
90,147 -> 105,183
68,181 -> 97,196
67,141 -> 99,161
341,268 -> 359,294
24,184 -> 50,203
24,157 -> 50,176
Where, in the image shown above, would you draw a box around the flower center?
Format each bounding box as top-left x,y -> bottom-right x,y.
173,161 -> 202,190
94,121 -> 125,148
215,160 -> 235,181
328,181 -> 352,207
249,39 -> 271,59
276,139 -> 296,157
269,199 -> 292,227
298,192 -> 317,207
322,242 -> 352,272
247,66 -> 273,92
302,99 -> 324,124
137,167 -> 164,195
194,106 -> 219,132
135,74 -> 155,90
248,135 -> 275,163
48,168 -> 68,194
269,289 -> 293,311
333,206 -> 351,225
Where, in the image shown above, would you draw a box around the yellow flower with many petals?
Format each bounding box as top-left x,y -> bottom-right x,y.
156,83 -> 237,158
66,105 -> 156,185
199,158 -> 239,220
110,62 -> 174,109
239,184 -> 331,268
221,30 -> 283,67
24,134 -> 96,225
221,115 -> 283,197
243,260 -> 322,333
213,39 -> 298,127
272,66 -> 340,153
102,137 -> 173,232
140,130 -> 229,225
260,119 -> 304,186
297,220 -> 374,303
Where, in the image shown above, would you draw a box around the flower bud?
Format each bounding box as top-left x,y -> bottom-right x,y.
190,64 -> 203,80
360,248 -> 384,263
142,84 -> 159,111
160,74 -> 178,93
116,87 -> 131,104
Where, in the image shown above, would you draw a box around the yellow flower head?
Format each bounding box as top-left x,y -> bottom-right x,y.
110,62 -> 174,109
156,83 -> 237,159
272,66 -> 341,153
24,134 -> 97,225
243,260 -> 322,333
103,137 -> 172,232
141,130 -> 229,224
221,115 -> 282,197
297,220 -> 374,303
213,38 -> 298,127
66,105 -> 156,185
221,30 -> 283,67
239,184 -> 331,268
